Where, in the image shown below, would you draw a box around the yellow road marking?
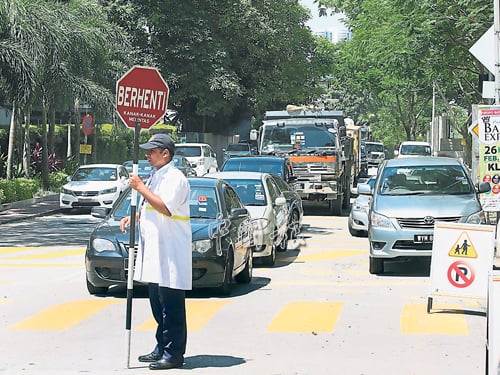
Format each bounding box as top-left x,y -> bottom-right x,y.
0,263 -> 81,268
5,248 -> 85,260
294,249 -> 365,262
0,247 -> 40,254
267,301 -> 344,332
7,300 -> 121,331
135,300 -> 231,332
401,303 -> 468,335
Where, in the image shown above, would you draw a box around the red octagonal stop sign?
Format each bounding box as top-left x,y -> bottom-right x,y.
116,66 -> 169,129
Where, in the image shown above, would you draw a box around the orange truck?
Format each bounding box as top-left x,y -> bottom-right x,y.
253,107 -> 356,215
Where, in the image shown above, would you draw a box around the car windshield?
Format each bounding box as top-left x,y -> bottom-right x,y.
176,146 -> 201,157
379,165 -> 472,196
224,178 -> 267,206
226,143 -> 249,151
223,159 -> 283,177
172,156 -> 184,167
189,186 -> 219,219
73,167 -> 117,181
123,161 -> 152,177
400,144 -> 431,156
365,143 -> 384,153
112,185 -> 220,220
261,125 -> 337,154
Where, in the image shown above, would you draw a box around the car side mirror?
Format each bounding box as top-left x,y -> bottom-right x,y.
274,196 -> 287,206
478,181 -> 491,194
357,183 -> 372,195
91,206 -> 111,218
229,207 -> 248,219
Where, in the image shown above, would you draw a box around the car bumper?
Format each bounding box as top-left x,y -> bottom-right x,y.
60,192 -> 120,209
349,210 -> 368,231
192,256 -> 227,288
369,226 -> 433,258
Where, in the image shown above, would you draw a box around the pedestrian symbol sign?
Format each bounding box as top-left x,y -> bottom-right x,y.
448,231 -> 477,258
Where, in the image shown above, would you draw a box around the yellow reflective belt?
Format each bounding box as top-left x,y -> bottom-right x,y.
145,205 -> 190,221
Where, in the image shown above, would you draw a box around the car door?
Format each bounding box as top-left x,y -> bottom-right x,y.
222,184 -> 251,270
265,176 -> 288,244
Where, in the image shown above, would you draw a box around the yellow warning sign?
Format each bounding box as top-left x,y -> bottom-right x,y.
448,231 -> 478,258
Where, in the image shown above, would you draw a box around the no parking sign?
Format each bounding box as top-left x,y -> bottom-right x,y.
429,222 -> 494,301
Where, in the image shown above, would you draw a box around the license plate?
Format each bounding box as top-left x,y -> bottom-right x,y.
414,234 -> 433,243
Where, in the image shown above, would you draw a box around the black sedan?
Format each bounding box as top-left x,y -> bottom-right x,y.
85,177 -> 253,296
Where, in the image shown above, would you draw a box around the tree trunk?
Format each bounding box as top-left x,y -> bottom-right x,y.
41,103 -> 49,190
22,110 -> 31,178
6,102 -> 16,179
49,107 -> 56,154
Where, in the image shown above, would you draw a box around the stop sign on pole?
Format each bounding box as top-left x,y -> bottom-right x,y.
116,66 -> 169,129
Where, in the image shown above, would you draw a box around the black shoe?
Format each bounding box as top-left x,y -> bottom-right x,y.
138,351 -> 162,363
149,358 -> 183,370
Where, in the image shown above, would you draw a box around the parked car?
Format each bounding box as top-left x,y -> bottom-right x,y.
85,177 -> 254,295
207,171 -> 289,266
396,141 -> 432,158
221,156 -> 295,183
348,175 -> 376,237
175,143 -> 218,176
60,164 -> 129,211
172,155 -> 197,177
358,157 -> 490,274
122,160 -> 152,181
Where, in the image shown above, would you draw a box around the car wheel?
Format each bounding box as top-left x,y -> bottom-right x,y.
276,232 -> 288,252
288,210 -> 300,240
329,198 -> 342,216
86,278 -> 108,295
261,245 -> 276,267
369,257 -> 384,274
235,251 -> 253,284
218,249 -> 234,295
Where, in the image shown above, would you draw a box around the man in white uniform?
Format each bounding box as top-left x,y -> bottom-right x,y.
120,133 -> 191,370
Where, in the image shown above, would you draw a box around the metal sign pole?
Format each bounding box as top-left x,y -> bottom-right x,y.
126,121 -> 141,368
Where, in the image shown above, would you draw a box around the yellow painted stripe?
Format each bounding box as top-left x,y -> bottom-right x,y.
135,300 -> 231,332
5,248 -> 85,260
267,301 -> 344,332
0,263 -> 81,268
294,250 -> 365,262
0,247 -> 40,254
401,303 -> 468,335
7,300 -> 121,331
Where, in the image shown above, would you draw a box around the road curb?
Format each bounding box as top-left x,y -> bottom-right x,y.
0,193 -> 60,212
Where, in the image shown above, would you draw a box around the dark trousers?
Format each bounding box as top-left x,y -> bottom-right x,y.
148,283 -> 187,363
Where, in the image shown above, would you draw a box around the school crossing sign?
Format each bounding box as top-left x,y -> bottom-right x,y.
429,222 -> 494,301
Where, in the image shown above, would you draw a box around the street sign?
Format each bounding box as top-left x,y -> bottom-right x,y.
116,66 -> 169,129
81,114 -> 93,136
469,25 -> 495,75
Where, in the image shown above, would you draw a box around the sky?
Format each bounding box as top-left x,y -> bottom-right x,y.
299,0 -> 347,32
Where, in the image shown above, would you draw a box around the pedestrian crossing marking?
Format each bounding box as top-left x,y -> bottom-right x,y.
448,232 -> 477,258
401,303 -> 468,335
4,248 -> 85,260
134,300 -> 231,332
0,247 -> 40,254
7,300 -> 121,331
266,301 -> 344,332
294,250 -> 365,262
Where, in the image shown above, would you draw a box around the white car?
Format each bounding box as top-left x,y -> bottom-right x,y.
206,171 -> 289,266
348,176 -> 376,237
396,141 -> 432,157
60,164 -> 129,211
175,143 -> 219,176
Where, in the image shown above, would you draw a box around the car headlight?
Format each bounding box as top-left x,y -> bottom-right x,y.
352,203 -> 368,213
61,187 -> 73,195
466,211 -> 485,224
370,211 -> 394,228
193,239 -> 212,253
100,187 -> 117,195
92,238 -> 117,253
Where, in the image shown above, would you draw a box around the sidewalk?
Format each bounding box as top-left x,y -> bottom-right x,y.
0,194 -> 61,225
